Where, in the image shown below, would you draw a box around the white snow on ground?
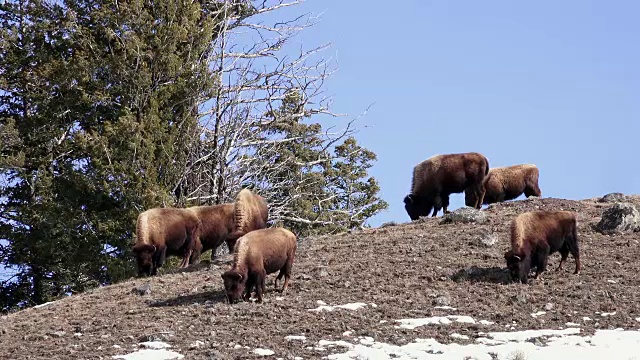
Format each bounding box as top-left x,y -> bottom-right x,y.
286,335 -> 307,342
320,318 -> 640,360
112,341 -> 184,360
308,301 -> 368,312
112,349 -> 184,360
33,301 -> 57,308
395,315 -> 477,329
434,306 -> 457,311
253,348 -> 275,356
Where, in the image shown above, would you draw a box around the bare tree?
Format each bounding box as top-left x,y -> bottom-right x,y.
175,0 -> 365,228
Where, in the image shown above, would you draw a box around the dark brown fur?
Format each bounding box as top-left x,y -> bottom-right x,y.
131,207 -> 202,277
226,188 -> 269,252
504,210 -> 580,284
132,204 -> 235,276
186,204 -> 235,261
404,152 -> 489,220
465,164 -> 541,206
221,227 -> 297,304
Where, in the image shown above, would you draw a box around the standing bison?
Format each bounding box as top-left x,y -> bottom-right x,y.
132,204 -> 234,277
226,188 -> 269,252
404,152 -> 489,220
221,227 -> 297,304
504,210 -> 581,284
132,188 -> 269,277
465,164 -> 541,207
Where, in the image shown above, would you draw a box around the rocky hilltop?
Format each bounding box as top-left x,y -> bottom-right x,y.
1,195 -> 640,359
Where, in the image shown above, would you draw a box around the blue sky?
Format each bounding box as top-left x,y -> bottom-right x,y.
268,0 -> 640,226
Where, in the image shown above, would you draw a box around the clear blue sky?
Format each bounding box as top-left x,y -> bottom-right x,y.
270,0 -> 640,226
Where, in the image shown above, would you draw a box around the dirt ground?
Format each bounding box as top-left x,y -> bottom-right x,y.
1,196 -> 640,359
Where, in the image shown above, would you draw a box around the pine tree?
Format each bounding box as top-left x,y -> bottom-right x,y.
326,137 -> 389,230
0,0 -> 228,310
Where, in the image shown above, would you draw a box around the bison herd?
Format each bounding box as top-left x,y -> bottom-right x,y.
132,151 -> 580,303
404,151 -> 579,284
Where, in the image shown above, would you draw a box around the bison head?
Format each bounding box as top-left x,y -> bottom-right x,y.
403,194 -> 432,220
221,270 -> 247,304
504,250 -> 530,284
132,243 -> 156,277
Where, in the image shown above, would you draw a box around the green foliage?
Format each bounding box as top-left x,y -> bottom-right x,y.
0,0 -> 224,311
326,137 -> 389,230
0,0 -> 389,312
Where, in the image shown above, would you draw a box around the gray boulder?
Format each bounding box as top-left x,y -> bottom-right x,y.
596,202 -> 640,234
599,192 -> 627,203
440,207 -> 488,225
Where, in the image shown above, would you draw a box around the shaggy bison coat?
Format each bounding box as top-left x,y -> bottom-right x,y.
404,152 -> 489,220
464,164 -> 541,206
226,188 -> 269,252
504,210 -> 581,284
132,204 -> 235,277
132,207 -> 203,276
221,227 -> 297,304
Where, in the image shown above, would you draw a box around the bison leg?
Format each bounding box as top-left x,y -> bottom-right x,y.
442,194 -> 451,214
567,232 -> 581,275
557,244 -> 570,271
277,257 -> 295,294
533,244 -> 550,280
475,187 -> 486,209
255,270 -> 267,303
431,195 -> 442,217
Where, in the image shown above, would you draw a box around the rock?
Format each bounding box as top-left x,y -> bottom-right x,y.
599,193 -> 627,203
476,230 -> 497,247
132,282 -> 152,296
434,295 -> 451,307
544,303 -> 554,311
319,270 -> 329,277
596,202 -> 640,234
379,221 -> 398,228
49,331 -> 66,338
439,207 -> 488,225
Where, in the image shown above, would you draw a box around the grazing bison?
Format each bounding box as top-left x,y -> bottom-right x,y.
132,203 -> 235,277
403,152 -> 489,220
465,164 -> 541,207
504,210 -> 581,284
226,188 -> 269,252
221,227 -> 297,304
132,207 -> 204,276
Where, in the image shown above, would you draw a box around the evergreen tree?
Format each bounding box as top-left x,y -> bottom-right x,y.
326,137 -> 389,230
0,0 -> 226,310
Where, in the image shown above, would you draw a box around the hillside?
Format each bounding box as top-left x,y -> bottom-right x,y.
2,195 -> 640,359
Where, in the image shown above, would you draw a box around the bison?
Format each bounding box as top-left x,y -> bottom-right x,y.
403,152 -> 489,220
504,210 -> 581,284
132,207 -> 206,277
465,164 -> 541,207
132,189 -> 270,277
221,227 -> 297,304
226,188 -> 269,252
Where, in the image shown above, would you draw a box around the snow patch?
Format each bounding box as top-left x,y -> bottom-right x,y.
34,301 -> 57,309
395,315 -> 476,329
308,302 -> 368,312
253,348 -> 275,356
323,328 -> 640,360
434,306 -> 457,311
112,349 -> 183,360
531,311 -> 546,318
286,335 -> 307,342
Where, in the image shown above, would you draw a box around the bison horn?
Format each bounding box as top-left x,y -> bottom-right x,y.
237,273 -> 243,281
513,255 -> 521,261
152,245 -> 157,252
